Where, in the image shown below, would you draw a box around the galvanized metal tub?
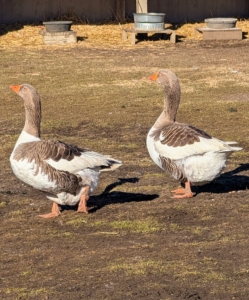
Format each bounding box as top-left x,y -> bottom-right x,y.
205,18 -> 237,29
133,13 -> 165,23
43,21 -> 73,32
134,22 -> 165,31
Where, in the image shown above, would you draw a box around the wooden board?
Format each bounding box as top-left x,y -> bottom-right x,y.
195,27 -> 242,40
122,28 -> 176,45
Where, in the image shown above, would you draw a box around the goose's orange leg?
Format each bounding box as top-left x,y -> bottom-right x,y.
171,181 -> 195,198
38,202 -> 61,218
171,188 -> 186,194
77,186 -> 90,214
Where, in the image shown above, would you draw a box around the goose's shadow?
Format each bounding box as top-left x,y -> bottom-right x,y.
88,177 -> 159,213
62,177 -> 159,213
193,163 -> 249,195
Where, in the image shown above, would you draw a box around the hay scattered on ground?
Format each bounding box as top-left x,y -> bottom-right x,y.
0,20 -> 249,49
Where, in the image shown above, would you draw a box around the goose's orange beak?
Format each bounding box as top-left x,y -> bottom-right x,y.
148,73 -> 158,81
10,85 -> 21,93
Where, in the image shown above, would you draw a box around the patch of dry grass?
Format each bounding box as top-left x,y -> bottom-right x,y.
0,19 -> 249,49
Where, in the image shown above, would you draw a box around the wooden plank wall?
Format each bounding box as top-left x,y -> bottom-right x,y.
0,0 -> 117,24
0,0 -> 248,24
127,0 -> 249,23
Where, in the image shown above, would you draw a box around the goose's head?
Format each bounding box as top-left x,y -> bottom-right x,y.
149,69 -> 180,90
10,84 -> 39,101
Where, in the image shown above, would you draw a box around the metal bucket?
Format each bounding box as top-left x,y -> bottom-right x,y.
134,22 -> 165,31
205,18 -> 237,29
133,13 -> 165,23
43,21 -> 73,32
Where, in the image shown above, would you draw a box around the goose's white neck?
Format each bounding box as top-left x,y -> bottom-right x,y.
13,130 -> 41,151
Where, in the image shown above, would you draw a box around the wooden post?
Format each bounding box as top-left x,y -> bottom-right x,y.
115,0 -> 125,22
136,0 -> 148,13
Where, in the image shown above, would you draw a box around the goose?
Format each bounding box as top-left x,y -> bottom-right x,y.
147,69 -> 242,198
9,84 -> 122,218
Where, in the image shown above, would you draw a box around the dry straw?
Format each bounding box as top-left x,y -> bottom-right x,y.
0,14 -> 249,49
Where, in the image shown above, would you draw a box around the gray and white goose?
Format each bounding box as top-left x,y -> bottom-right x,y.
10,84 -> 122,218
147,69 -> 242,198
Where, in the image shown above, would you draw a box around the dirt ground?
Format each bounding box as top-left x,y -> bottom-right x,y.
1,24 -> 249,300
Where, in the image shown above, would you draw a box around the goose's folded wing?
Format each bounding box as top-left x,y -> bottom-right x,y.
153,123 -> 236,160
12,141 -> 82,194
14,139 -> 119,173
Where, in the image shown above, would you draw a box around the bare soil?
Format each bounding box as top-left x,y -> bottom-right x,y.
1,33 -> 249,300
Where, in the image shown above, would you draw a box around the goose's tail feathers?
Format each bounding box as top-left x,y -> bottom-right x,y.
225,141 -> 239,145
230,146 -> 243,152
100,157 -> 122,172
